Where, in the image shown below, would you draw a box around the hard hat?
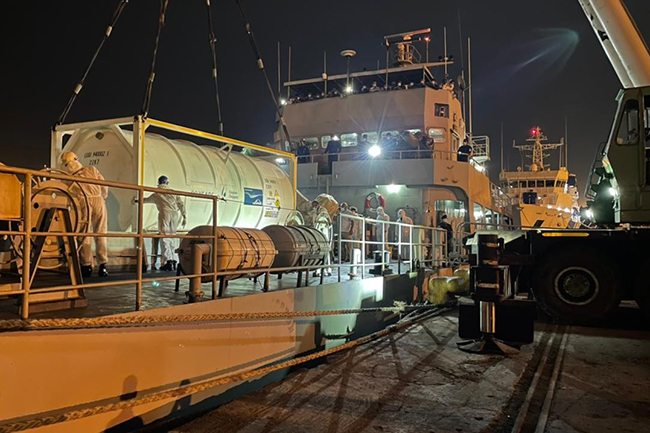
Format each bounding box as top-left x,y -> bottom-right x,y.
158,175 -> 169,185
60,151 -> 78,165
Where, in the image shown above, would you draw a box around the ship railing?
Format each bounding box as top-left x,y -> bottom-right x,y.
0,164 -> 224,319
335,212 -> 449,281
0,164 -> 445,319
469,135 -> 490,162
297,148 -> 462,164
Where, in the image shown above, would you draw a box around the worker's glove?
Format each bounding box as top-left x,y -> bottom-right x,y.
182,216 -> 187,228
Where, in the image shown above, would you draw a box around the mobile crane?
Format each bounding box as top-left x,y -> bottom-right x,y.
506,0 -> 650,322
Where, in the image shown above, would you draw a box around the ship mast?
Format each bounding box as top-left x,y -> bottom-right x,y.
513,127 -> 564,172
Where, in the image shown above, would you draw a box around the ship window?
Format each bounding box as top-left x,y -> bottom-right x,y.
435,103 -> 450,118
546,180 -> 555,187
427,127 -> 446,143
321,135 -> 331,148
303,137 -> 320,150
536,180 -> 544,188
527,181 -> 536,188
380,131 -> 400,141
519,181 -> 526,188
510,181 -> 518,189
361,132 -> 379,145
341,133 -> 358,147
616,99 -> 639,145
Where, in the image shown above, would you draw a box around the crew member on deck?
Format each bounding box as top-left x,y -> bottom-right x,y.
458,138 -> 473,162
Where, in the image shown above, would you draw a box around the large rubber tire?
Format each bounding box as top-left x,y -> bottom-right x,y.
633,258 -> 650,311
533,247 -> 621,323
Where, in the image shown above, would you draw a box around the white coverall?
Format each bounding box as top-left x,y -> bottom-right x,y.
398,215 -> 414,259
68,164 -> 109,266
144,186 -> 186,265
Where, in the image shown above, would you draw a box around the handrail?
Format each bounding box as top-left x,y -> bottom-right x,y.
0,163 -> 449,318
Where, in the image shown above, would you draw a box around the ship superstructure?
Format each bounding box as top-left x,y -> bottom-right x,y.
275,29 -> 514,237
499,127 -> 580,228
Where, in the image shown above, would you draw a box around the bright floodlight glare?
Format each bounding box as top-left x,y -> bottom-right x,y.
564,208 -> 571,213
386,183 -> 401,193
333,135 -> 340,141
275,157 -> 286,164
345,86 -> 353,94
368,144 -> 381,157
280,99 -> 287,106
585,209 -> 594,219
608,187 -> 618,197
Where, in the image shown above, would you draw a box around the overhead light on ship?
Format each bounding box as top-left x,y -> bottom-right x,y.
280,98 -> 287,106
585,209 -> 594,220
608,187 -> 618,197
386,184 -> 402,193
275,157 -> 286,164
564,208 -> 571,213
368,144 -> 381,158
345,85 -> 353,94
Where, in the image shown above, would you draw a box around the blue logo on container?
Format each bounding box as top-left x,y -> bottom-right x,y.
244,188 -> 263,206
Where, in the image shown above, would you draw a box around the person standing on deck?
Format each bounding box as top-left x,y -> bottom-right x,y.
60,151 -> 109,278
437,214 -> 454,256
397,209 -> 413,262
339,202 -> 353,261
376,206 -> 390,250
324,135 -> 342,174
144,175 -> 187,271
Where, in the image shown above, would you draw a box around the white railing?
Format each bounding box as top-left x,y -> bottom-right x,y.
335,213 -> 448,281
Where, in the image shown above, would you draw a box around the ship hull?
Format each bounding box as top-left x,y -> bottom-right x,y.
0,273 -> 421,432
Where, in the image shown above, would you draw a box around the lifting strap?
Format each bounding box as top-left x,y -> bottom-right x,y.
57,0 -> 129,125
141,0 -> 170,118
205,0 -> 224,136
235,0 -> 291,145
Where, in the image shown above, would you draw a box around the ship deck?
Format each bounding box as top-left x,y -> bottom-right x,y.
0,265 -> 394,319
172,305 -> 650,433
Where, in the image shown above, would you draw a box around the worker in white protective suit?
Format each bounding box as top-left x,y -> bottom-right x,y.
60,151 -> 109,277
144,175 -> 187,271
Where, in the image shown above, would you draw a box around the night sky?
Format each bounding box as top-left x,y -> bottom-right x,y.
2,0 -> 649,191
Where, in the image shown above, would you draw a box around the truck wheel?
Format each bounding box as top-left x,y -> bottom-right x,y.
533,248 -> 621,323
633,259 -> 650,311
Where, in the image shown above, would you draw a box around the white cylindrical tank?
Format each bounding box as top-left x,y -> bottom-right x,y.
63,127 -> 296,231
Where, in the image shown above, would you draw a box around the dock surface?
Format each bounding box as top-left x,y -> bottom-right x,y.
173,305 -> 650,433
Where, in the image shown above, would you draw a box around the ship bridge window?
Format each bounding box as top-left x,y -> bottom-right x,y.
341,133 -> 358,147
302,137 -> 320,150
545,180 -> 555,187
509,181 -> 518,189
616,99 -> 639,145
361,132 -> 379,145
536,180 -> 544,188
527,180 -> 536,188
427,127 -> 446,143
435,103 -> 450,118
568,175 -> 577,186
321,135 -> 331,148
519,181 -> 526,188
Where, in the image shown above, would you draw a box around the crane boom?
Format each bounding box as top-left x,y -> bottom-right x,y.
578,0 -> 650,89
